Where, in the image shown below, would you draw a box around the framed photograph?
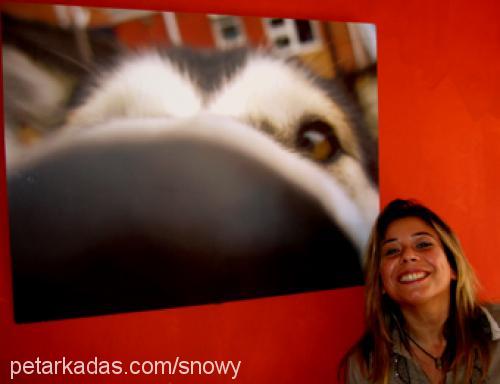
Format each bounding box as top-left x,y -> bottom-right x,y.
3,3 -> 378,323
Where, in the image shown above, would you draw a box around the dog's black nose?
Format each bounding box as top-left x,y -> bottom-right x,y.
8,123 -> 363,322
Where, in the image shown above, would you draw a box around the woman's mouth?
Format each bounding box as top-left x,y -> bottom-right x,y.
398,271 -> 429,284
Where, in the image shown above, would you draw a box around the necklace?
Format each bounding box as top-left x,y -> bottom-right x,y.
403,330 -> 444,370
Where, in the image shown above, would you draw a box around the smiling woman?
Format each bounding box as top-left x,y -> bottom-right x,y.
380,217 -> 457,308
340,199 -> 500,384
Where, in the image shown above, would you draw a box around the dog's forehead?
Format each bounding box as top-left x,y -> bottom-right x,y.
69,49 -> 362,160
161,46 -> 249,95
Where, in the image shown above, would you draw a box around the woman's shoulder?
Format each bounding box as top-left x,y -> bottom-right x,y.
481,303 -> 500,340
480,304 -> 500,383
344,349 -> 371,384
482,303 -> 500,318
340,333 -> 377,384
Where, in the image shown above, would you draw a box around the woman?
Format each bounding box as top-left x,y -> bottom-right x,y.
341,199 -> 500,383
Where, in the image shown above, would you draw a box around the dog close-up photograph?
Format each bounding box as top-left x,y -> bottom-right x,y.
1,3 -> 379,323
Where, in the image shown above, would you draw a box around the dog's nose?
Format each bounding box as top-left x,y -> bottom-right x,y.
8,118 -> 363,322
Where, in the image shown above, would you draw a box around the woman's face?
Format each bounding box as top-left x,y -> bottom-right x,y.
379,217 -> 456,307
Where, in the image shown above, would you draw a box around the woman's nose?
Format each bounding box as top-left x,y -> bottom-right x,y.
401,247 -> 418,263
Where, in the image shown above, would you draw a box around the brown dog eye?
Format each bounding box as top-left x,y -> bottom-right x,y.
296,120 -> 341,162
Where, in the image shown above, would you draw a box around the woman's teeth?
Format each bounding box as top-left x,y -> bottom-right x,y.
399,272 -> 428,282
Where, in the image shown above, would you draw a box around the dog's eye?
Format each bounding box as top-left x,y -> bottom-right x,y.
296,121 -> 341,162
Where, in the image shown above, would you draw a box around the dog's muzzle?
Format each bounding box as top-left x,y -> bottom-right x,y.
7,115 -> 365,322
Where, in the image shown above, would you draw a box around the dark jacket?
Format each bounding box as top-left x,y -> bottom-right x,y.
348,304 -> 500,383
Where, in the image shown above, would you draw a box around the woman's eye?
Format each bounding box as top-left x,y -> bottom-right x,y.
416,241 -> 432,249
384,248 -> 400,257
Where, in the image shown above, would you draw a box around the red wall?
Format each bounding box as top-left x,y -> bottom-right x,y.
1,0 -> 500,383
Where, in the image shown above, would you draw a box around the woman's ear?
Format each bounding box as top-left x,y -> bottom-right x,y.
451,270 -> 457,281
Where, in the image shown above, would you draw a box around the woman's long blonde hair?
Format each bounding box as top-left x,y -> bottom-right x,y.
341,199 -> 490,383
